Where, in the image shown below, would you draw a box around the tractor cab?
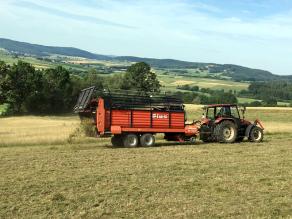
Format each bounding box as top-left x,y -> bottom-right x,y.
199,104 -> 264,143
202,104 -> 246,128
203,104 -> 241,121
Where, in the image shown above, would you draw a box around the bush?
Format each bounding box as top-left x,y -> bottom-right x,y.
0,103 -> 12,117
249,101 -> 262,107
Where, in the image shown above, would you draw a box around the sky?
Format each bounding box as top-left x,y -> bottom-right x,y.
1,0 -> 292,75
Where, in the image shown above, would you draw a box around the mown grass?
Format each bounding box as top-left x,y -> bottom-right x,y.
0,107 -> 292,218
1,136 -> 291,218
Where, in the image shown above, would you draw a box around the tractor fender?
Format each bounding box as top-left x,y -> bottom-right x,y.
215,118 -> 236,125
245,124 -> 256,137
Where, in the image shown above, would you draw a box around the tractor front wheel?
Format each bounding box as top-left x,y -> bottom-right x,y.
214,121 -> 237,143
249,127 -> 264,142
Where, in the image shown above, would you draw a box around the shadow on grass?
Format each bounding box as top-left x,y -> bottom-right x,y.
106,141 -> 201,149
105,139 -> 270,149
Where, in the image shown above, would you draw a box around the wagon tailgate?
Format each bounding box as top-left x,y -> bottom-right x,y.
74,86 -> 96,112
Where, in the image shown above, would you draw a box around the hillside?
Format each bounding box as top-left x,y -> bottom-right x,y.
0,38 -> 291,82
0,38 -> 111,60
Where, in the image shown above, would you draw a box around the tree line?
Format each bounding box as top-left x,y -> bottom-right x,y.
175,85 -> 238,104
0,60 -> 240,115
239,81 -> 292,106
0,61 -> 161,115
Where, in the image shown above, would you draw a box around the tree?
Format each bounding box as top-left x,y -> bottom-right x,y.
121,62 -> 160,93
0,61 -> 9,103
249,101 -> 262,107
83,69 -> 104,89
199,91 -> 238,104
43,66 -> 73,113
103,74 -> 124,90
263,97 -> 277,106
1,61 -> 39,113
190,86 -> 199,92
25,66 -> 73,113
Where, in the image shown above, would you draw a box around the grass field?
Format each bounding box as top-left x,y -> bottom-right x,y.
1,107 -> 292,218
158,74 -> 249,92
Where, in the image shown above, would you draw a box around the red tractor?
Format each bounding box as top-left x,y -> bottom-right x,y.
199,104 -> 264,143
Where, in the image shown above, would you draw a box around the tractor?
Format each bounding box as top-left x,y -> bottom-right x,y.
199,104 -> 264,143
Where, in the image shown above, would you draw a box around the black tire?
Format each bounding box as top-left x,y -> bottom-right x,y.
200,125 -> 212,142
123,134 -> 139,148
201,135 -> 212,143
249,127 -> 264,142
111,135 -> 123,147
140,133 -> 155,147
236,136 -> 245,142
214,120 -> 237,143
189,137 -> 196,144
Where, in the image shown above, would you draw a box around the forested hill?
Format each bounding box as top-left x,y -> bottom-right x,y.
0,38 -> 291,81
0,38 -> 111,60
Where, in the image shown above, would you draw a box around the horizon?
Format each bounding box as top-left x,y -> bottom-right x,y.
1,0 -> 292,75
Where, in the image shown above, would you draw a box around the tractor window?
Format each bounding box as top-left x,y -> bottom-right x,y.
230,106 -> 240,118
216,107 -> 231,118
207,107 -> 215,120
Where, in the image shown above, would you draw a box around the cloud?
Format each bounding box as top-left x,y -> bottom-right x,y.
13,0 -> 135,29
1,0 -> 292,74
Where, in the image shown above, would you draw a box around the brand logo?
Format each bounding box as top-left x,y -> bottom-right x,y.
152,113 -> 168,119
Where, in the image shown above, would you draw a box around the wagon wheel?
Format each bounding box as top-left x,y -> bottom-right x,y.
111,135 -> 123,147
140,133 -> 155,147
123,134 -> 139,147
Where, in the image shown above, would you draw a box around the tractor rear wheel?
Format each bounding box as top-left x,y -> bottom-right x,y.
140,133 -> 155,147
249,127 -> 263,142
123,134 -> 139,147
214,121 -> 237,143
111,135 -> 122,147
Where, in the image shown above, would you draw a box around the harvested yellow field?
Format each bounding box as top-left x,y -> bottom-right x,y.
171,80 -> 195,86
263,122 -> 292,133
0,116 -> 79,146
198,82 -> 247,87
248,107 -> 292,110
68,60 -> 102,64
